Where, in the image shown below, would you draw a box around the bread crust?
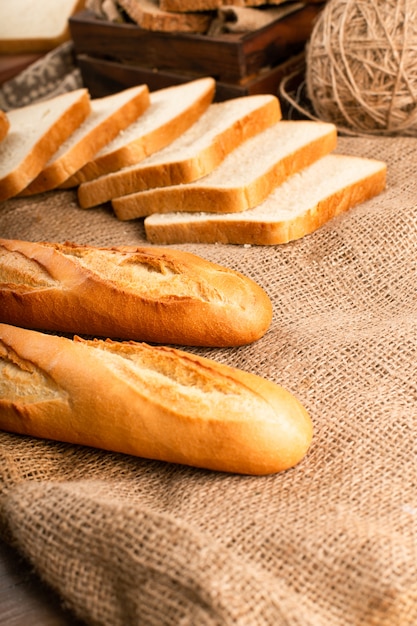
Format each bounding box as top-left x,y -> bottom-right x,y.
0,239 -> 272,347
144,155 -> 387,245
0,111 -> 9,142
64,78 -> 216,187
0,323 -> 313,474
77,93 -> 281,209
0,89 -> 91,201
21,85 -> 150,195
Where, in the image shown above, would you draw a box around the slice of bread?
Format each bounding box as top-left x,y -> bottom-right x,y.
144,154 -> 387,245
0,88 -> 91,203
160,0 -> 287,10
0,0 -> 85,54
118,0 -> 212,33
61,77 -> 216,188
0,111 -> 9,142
20,85 -> 150,196
78,93 -> 282,210
110,120 -> 337,219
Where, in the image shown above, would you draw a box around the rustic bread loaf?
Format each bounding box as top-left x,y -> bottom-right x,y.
110,120 -> 337,219
0,88 -> 91,202
144,153 -> 387,245
61,77 -> 216,187
118,0 -> 212,32
0,239 -> 272,347
0,111 -> 9,142
0,0 -> 86,54
0,323 -> 313,474
20,85 -> 150,196
77,93 -> 282,209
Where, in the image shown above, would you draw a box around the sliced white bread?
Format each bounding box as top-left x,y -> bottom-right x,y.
118,0 -> 212,33
0,111 -> 9,142
20,85 -> 150,196
78,94 -> 282,209
61,77 -> 216,188
0,0 -> 85,54
144,154 -> 387,245
110,120 -> 337,220
0,88 -> 91,203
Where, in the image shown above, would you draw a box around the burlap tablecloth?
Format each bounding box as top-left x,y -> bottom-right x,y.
1,125 -> 417,623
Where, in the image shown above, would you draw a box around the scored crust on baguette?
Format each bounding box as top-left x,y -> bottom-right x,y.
78,93 -> 282,209
0,88 -> 91,202
110,120 -> 337,219
0,0 -> 85,54
0,323 -> 313,475
0,239 -> 272,347
118,0 -> 212,33
0,111 -> 9,142
144,154 -> 387,245
61,77 -> 216,187
20,85 -> 150,196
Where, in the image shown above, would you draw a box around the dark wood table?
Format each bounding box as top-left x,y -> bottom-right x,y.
0,539 -> 83,625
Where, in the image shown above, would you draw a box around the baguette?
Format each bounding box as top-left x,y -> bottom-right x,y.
77,93 -> 282,209
144,154 -> 387,245
110,120 -> 337,219
61,77 -> 216,187
0,88 -> 91,202
20,85 -> 150,196
0,323 -> 313,475
0,239 -> 272,347
0,111 -> 9,142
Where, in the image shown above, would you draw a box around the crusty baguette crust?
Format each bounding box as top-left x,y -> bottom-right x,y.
144,155 -> 387,245
0,239 -> 272,347
0,89 -> 91,202
0,323 -> 313,474
20,85 -> 150,196
78,94 -> 282,210
0,111 -> 9,142
63,78 -> 216,187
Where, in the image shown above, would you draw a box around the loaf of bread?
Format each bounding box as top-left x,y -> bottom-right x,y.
0,239 -> 272,347
20,85 -> 150,196
0,323 -> 313,474
0,0 -> 86,54
0,88 -> 91,202
77,93 -> 282,208
0,111 -> 9,142
109,120 -> 337,219
144,153 -> 387,245
61,77 -> 216,187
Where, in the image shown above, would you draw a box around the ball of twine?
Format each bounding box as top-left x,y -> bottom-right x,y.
306,0 -> 417,136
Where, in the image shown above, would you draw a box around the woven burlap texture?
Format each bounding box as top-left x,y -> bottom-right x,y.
0,134 -> 416,625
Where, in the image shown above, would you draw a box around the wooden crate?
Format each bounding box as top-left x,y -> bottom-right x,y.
69,5 -> 322,99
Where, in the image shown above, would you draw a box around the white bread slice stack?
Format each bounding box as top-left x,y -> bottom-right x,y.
19,85 -> 150,196
61,77 -> 216,187
0,88 -> 91,202
0,239 -> 272,347
110,120 -> 337,219
144,154 -> 387,245
0,0 -> 85,54
77,93 -> 283,209
0,323 -> 313,474
0,111 -> 9,142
